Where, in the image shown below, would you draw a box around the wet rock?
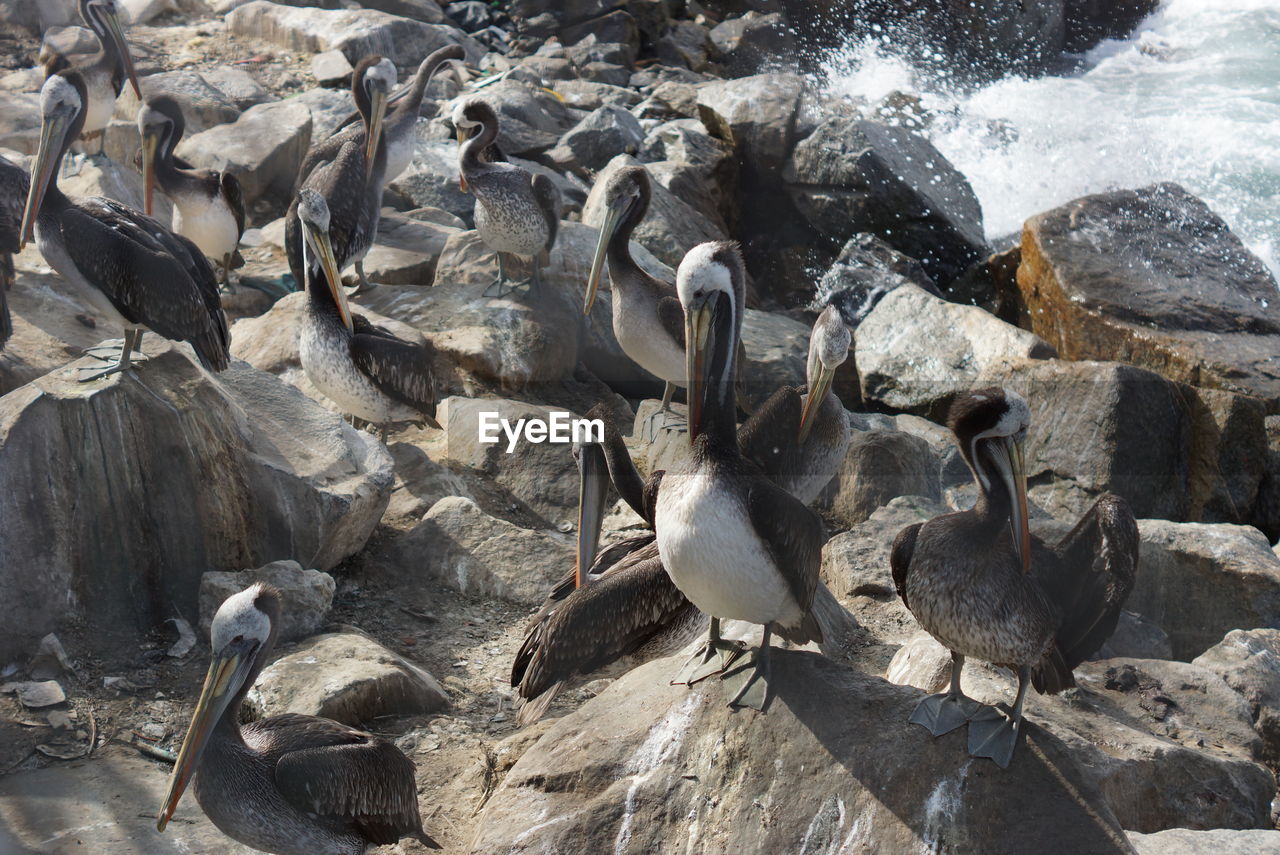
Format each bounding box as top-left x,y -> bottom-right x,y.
176,98 -> 312,209
696,72 -> 806,178
1194,629 -> 1280,766
396,495 -> 573,603
709,11 -> 795,76
583,155 -> 726,269
470,651 -> 1132,854
114,70 -> 240,134
0,344 -> 393,660
1065,0 -> 1160,53
548,104 -> 644,176
248,631 -> 448,724
1017,183 -> 1280,409
361,209 -> 460,286
814,232 -> 939,326
786,119 -> 987,286
199,560 -> 335,644
855,282 -> 1054,416
227,1 -> 470,66
823,428 -> 943,528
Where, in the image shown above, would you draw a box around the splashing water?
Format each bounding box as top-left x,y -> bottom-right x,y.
821,0 -> 1280,276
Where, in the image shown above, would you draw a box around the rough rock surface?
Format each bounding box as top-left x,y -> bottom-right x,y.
175,99 -> 312,209
198,560 -> 335,643
1128,828 -> 1280,855
824,427 -> 943,527
1194,629 -> 1280,766
696,72 -> 806,177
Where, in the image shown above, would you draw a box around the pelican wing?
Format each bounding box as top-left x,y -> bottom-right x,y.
348,320 -> 439,426
531,172 -> 561,257
738,385 -> 802,488
890,522 -> 923,611
746,478 -> 824,644
0,155 -> 29,253
220,170 -> 246,244
0,280 -> 10,349
655,295 -> 685,350
286,141 -> 367,286
267,715 -> 432,847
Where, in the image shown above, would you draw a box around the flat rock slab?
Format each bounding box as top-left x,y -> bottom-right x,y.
1018,182 -> 1280,409
470,652 -> 1132,855
1129,828 -> 1280,854
248,631 -> 448,724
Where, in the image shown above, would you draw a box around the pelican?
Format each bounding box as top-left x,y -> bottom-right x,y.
453,98 -> 561,298
653,242 -> 825,711
511,405 -> 702,725
892,387 -> 1139,767
286,55 -> 395,295
334,45 -> 467,185
584,166 -> 688,438
739,305 -> 851,505
139,96 -> 245,290
296,188 -> 439,441
21,72 -> 229,380
157,584 -> 441,854
40,0 -> 141,154
0,154 -> 28,349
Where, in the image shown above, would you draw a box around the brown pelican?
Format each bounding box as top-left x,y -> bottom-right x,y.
157,584 -> 441,853
139,96 -> 245,290
739,305 -> 851,505
40,0 -> 141,154
0,154 -> 28,350
512,405 -> 702,724
584,166 -> 688,438
286,55 -> 395,295
21,71 -> 230,380
653,242 -> 825,711
296,188 -> 439,441
453,98 -> 561,298
891,387 -> 1139,767
334,45 -> 467,185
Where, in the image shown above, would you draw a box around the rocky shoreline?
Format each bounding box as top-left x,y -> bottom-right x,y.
1,0 -> 1279,853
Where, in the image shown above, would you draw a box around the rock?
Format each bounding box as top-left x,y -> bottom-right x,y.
1130,828 -> 1280,854
1194,629 -> 1280,766
1261,416 -> 1280,542
361,209 -> 459,285
550,79 -> 642,111
0,92 -> 40,154
114,70 -> 241,134
176,98 -> 312,209
656,19 -> 713,72
198,561 -> 335,644
0,0 -> 79,32
822,495 -> 946,603
709,11 -> 796,76
227,1 -> 473,66
1065,0 -> 1159,53
786,119 -> 987,286
1131,520 -> 1280,660
1017,183 -> 1280,409
384,440 -> 473,523
469,652 -> 1132,854
290,86 -> 353,141
548,104 -> 644,176
446,0 -> 494,32
392,495 -> 573,603
247,631 -> 448,724
696,72 -> 806,178
311,49 -> 354,88
57,154 -> 174,225
28,633 -> 75,680
823,428 -> 943,527
359,0 -> 445,23
199,67 -> 271,111
738,308 -> 809,411
389,139 -> 473,224
639,118 -> 736,229
452,79 -> 575,156
576,60 -> 633,87
560,12 -> 639,60
582,155 -> 726,269
39,25 -> 99,62
0,345 -> 393,660
855,282 -> 1054,416
1,680 -> 66,708
1095,610 -> 1173,661
812,232 -> 938,325
117,0 -> 174,25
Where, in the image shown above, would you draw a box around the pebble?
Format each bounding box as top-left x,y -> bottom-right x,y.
1,680 -> 67,708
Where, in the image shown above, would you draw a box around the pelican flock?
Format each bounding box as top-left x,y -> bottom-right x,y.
6,1 -> 1220,851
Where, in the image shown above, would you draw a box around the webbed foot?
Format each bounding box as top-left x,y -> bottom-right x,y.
967,704 -> 1023,769
909,691 -> 986,737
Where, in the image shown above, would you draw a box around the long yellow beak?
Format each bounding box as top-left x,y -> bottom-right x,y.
684,294 -> 713,443
157,653 -> 240,832
456,127 -> 469,192
798,364 -> 836,443
102,6 -> 142,99
585,198 -> 625,315
574,444 -> 607,588
141,130 -> 159,216
1000,437 -> 1032,573
19,113 -> 68,249
306,220 -> 352,331
364,89 -> 387,179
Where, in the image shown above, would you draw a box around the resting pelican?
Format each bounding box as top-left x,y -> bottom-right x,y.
892,387 -> 1138,767
21,72 -> 229,380
453,98 -> 561,298
157,584 -> 442,853
296,188 -> 439,441
139,96 -> 245,290
654,242 -> 825,710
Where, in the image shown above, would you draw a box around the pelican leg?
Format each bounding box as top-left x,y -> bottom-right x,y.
909,652 -> 986,737
721,624 -> 773,711
219,254 -> 237,294
673,617 -> 746,686
343,261 -> 375,297
968,666 -> 1031,769
645,382 -> 688,442
79,328 -> 139,382
483,253 -> 514,298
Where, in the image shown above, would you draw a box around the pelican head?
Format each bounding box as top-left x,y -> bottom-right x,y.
677,241 -> 744,443
584,166 -> 650,315
138,96 -> 183,216
451,98 -> 496,191
83,0 -> 141,98
798,306 -> 850,442
949,388 -> 1032,572
158,584 -> 280,832
20,73 -> 86,247
296,188 -> 353,331
355,55 -> 395,175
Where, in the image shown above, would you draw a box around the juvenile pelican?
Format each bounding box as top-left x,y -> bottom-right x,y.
453,98 -> 561,298
158,584 -> 442,854
296,188 -> 439,441
139,96 -> 245,289
40,0 -> 141,154
654,242 -> 825,711
286,55 -> 395,295
739,305 -> 851,505
892,388 -> 1138,767
0,154 -> 28,349
21,72 -> 229,380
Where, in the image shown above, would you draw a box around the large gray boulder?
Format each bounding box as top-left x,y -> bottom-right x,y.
813,232 -> 938,325
450,80 -> 577,157
0,345 -> 393,660
548,104 -> 644,176
198,561 -> 335,644
390,139 -> 474,224
823,428 -> 943,527
1129,828 -> 1280,855
1194,629 -> 1280,766
113,70 -> 241,134
695,73 -> 806,178
176,99 -> 312,209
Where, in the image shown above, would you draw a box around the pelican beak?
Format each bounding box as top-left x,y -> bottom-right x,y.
684,291 -> 715,443
798,363 -> 836,443
101,5 -> 142,99
141,128 -> 159,216
456,126 -> 469,192
574,443 -> 608,588
364,88 -> 387,179
993,436 -> 1032,573
20,111 -> 69,249
585,195 -> 629,315
157,649 -> 248,832
305,218 -> 352,331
